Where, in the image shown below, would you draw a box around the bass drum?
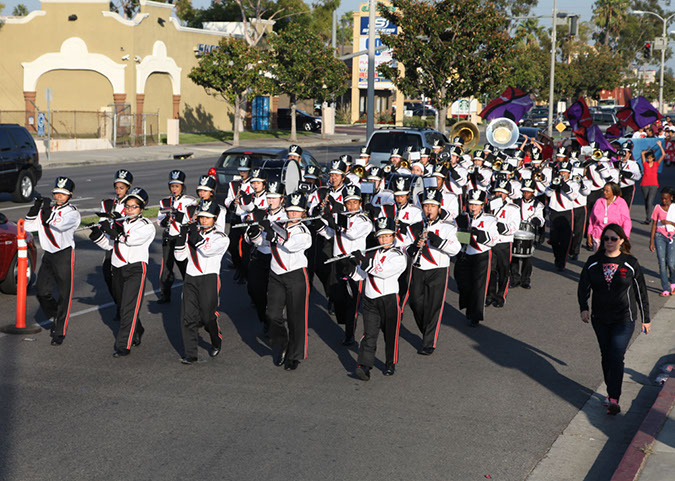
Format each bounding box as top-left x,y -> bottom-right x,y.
261,159 -> 301,194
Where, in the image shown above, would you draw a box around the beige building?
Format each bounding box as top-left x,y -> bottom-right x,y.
0,0 -> 273,145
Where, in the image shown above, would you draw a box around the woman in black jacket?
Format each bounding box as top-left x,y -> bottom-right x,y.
578,223 -> 650,415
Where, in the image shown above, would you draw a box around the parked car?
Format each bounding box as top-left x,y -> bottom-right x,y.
0,212 -> 37,294
411,107 -> 438,118
277,108 -> 322,132
210,147 -> 323,204
520,107 -> 550,128
365,127 -> 449,165
0,124 -> 42,202
591,111 -> 618,128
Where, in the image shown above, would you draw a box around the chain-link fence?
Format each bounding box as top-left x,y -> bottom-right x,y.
0,109 -> 160,147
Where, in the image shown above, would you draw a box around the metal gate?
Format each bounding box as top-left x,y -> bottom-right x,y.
251,96 -> 270,131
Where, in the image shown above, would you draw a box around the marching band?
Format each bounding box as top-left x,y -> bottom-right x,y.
26,135 -> 640,380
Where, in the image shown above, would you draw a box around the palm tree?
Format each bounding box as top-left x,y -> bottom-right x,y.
592,0 -> 630,47
515,18 -> 546,46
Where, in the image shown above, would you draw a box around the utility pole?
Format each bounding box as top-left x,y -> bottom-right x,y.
366,0 -> 376,140
547,0 -> 557,138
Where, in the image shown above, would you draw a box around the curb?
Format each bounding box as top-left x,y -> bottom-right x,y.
609,372 -> 675,481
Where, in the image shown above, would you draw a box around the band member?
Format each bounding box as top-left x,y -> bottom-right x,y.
25,177 -> 81,345
196,175 -> 226,232
510,180 -> 545,289
287,144 -> 303,162
224,156 -> 253,283
98,169 -> 132,313
365,167 -> 395,213
569,167 -> 591,260
486,180 -> 521,308
391,148 -> 412,175
446,147 -> 468,201
175,199 -> 229,364
244,179 -> 287,336
546,161 -> 580,271
319,185 -> 373,345
406,189 -> 461,354
236,168 -> 268,283
618,145 -> 643,207
419,147 -> 434,175
157,170 -> 198,303
455,189 -> 499,327
431,164 -> 459,219
267,191 -> 313,370
302,164 -> 322,188
353,217 -> 407,380
466,151 -> 492,192
90,187 -> 153,356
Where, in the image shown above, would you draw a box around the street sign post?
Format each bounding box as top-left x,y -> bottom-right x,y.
45,88 -> 52,160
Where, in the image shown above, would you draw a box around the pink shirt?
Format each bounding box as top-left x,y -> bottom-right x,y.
588,196 -> 632,240
651,204 -> 675,239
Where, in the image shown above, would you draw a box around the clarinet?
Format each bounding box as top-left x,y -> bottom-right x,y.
411,215 -> 429,268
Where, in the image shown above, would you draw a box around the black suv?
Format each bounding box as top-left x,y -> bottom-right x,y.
277,108 -> 322,132
0,124 -> 41,202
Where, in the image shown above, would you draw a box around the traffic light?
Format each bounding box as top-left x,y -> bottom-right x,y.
644,41 -> 652,60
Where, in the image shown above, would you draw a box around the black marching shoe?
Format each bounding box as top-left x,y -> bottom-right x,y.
569,254 -> 578,261
485,296 -> 494,307
327,300 -> 335,315
132,326 -> 145,347
274,345 -> 287,367
418,347 -> 435,356
50,336 -> 65,346
210,345 -> 221,358
156,294 -> 171,304
355,364 -> 370,381
342,335 -> 356,346
510,280 -> 521,288
493,299 -> 505,308
468,319 -> 480,328
284,359 -> 299,371
521,281 -> 532,289
112,349 -> 130,358
180,356 -> 198,365
383,364 -> 395,376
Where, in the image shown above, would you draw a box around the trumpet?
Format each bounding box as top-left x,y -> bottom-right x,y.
382,164 -> 393,174
534,172 -> 546,182
551,175 -> 562,186
352,165 -> 367,179
324,243 -> 393,264
591,149 -> 603,161
398,159 -> 411,170
572,174 -> 583,183
492,159 -> 503,171
467,165 -> 477,175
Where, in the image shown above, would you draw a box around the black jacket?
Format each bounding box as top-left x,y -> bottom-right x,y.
578,252 -> 650,324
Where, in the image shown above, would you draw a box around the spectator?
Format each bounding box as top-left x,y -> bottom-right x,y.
632,128 -> 646,139
646,126 -> 655,138
587,182 -> 632,249
578,223 -> 650,416
649,187 -> 675,296
640,142 -> 665,224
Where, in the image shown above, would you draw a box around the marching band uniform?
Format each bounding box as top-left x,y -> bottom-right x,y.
486,181 -> 521,308
157,170 -> 198,303
319,185 -> 373,345
267,192 -> 313,371
569,168 -> 591,260
454,190 -> 499,327
235,168 -> 268,284
510,180 -> 545,289
98,169 -> 132,310
196,175 -> 226,233
431,165 -> 460,220
618,153 -> 642,208
406,189 -> 461,354
353,217 -> 407,380
25,177 -> 81,345
244,179 -> 287,334
366,167 -> 395,212
175,199 -> 229,364
90,188 -> 154,356
224,156 -> 254,282
546,162 -> 580,271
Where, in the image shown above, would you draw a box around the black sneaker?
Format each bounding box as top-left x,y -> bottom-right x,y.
607,399 -> 621,415
355,365 -> 370,381
383,364 -> 395,376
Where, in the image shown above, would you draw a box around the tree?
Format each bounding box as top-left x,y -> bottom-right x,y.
188,38 -> 273,146
377,0 -> 516,133
12,3 -> 28,16
311,52 -> 349,139
557,44 -> 625,100
268,22 -> 349,141
233,0 -> 309,47
592,0 -> 630,47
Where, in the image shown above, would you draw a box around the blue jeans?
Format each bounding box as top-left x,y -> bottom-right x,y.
591,320 -> 634,400
654,232 -> 675,292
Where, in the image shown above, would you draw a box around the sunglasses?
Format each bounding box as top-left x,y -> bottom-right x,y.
603,236 -> 619,242
124,204 -> 141,210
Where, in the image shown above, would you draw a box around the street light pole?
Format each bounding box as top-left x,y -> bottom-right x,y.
547,0 -> 558,138
366,0 -> 377,140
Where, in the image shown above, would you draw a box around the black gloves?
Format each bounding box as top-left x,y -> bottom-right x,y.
455,212 -> 470,230
101,221 -> 123,241
260,219 -> 275,238
186,223 -> 202,247
560,181 -> 572,195
351,250 -> 366,264
531,217 -> 542,228
40,198 -> 52,221
159,215 -> 170,228
427,231 -> 443,248
89,226 -> 104,243
27,197 -> 43,217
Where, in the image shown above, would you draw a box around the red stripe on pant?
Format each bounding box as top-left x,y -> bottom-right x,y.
481,250 -> 492,321
432,266 -> 450,348
63,249 -> 75,335
394,293 -> 401,364
126,262 -> 147,350
302,267 -> 310,359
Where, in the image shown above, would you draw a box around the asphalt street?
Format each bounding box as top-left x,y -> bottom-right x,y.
0,146 -> 673,481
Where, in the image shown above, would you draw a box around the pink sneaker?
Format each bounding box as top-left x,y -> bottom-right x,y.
661,290 -> 671,297
607,398 -> 621,415
670,283 -> 675,295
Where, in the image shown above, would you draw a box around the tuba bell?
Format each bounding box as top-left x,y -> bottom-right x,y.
449,121 -> 480,152
398,159 -> 410,170
352,165 -> 367,179
486,117 -> 520,150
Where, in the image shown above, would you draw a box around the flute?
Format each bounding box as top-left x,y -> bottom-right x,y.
75,215 -> 134,232
231,215 -> 323,229
324,243 -> 393,264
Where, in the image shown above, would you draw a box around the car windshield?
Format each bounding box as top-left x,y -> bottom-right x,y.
368,132 -> 423,152
592,113 -> 615,123
217,153 -> 276,169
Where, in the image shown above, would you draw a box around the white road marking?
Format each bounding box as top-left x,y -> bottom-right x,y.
69,282 -> 184,318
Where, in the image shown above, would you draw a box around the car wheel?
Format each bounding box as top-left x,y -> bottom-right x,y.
303,122 -> 313,132
12,171 -> 34,203
0,254 -> 34,295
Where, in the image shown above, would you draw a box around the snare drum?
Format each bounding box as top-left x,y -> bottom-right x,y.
519,220 -> 537,234
512,230 -> 536,258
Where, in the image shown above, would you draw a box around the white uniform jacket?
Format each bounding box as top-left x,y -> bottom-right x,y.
175,227 -> 229,277
405,218 -> 461,270
245,208 -> 288,255
269,222 -> 312,275
93,217 -> 155,267
546,181 -> 580,212
25,202 -> 81,253
464,212 -> 499,256
357,246 -> 407,299
488,198 -> 521,243
157,194 -> 198,237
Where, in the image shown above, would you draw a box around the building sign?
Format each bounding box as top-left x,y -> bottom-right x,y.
195,43 -> 219,56
357,17 -> 397,89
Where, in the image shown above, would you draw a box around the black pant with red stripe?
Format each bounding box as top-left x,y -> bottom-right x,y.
510,256 -> 533,285
621,185 -> 635,208
112,262 -> 147,353
160,235 -> 187,300
181,273 -> 222,359
408,266 -> 449,349
267,268 -> 309,362
36,247 -> 74,338
487,242 -> 511,303
455,251 -> 491,323
398,256 -> 413,308
570,205 -> 587,257
358,294 -> 400,369
550,209 -> 573,269
247,251 -> 271,326
330,260 -> 362,340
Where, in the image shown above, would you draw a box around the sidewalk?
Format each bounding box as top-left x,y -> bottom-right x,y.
39,133 -> 364,169
526,294 -> 675,481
